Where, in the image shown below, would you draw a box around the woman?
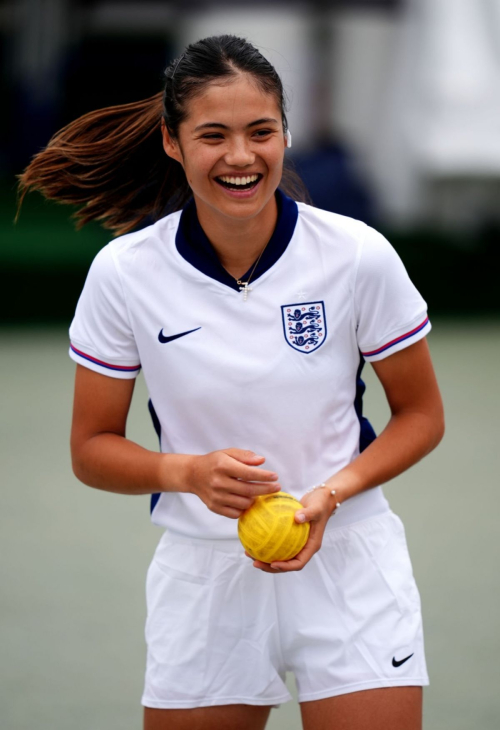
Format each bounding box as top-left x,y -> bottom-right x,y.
18,35 -> 444,730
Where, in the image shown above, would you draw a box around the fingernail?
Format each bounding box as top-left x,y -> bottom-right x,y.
271,565 -> 282,571
296,513 -> 306,523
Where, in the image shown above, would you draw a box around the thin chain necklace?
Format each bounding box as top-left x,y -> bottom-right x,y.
234,241 -> 270,301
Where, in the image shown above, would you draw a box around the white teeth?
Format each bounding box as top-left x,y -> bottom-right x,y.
219,174 -> 259,185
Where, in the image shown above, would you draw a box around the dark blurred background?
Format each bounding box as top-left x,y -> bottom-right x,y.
2,0 -> 500,324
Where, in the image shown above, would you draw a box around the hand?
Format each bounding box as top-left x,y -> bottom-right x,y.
249,487 -> 336,573
187,448 -> 281,518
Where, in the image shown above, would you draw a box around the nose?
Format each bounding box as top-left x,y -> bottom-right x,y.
224,136 -> 255,167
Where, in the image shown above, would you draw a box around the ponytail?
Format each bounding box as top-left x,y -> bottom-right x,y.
17,93 -> 191,236
17,35 -> 309,236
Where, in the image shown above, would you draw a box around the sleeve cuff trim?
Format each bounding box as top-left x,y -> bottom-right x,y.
70,344 -> 141,372
361,316 -> 429,357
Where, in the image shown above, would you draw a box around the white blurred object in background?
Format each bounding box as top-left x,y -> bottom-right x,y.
374,0 -> 500,230
179,8 -> 312,149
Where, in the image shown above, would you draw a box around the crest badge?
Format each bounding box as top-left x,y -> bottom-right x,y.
281,301 -> 327,354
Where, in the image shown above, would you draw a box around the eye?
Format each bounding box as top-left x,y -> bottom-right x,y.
202,133 -> 224,140
253,129 -> 273,138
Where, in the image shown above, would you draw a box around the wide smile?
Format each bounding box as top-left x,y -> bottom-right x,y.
214,173 -> 263,197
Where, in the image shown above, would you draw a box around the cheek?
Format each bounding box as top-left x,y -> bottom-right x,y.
265,140 -> 285,164
267,150 -> 285,177
184,151 -> 216,183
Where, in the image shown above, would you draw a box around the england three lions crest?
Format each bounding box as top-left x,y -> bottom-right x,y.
281,301 -> 327,354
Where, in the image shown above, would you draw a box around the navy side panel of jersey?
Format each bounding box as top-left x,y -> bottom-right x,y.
354,355 -> 377,452
148,399 -> 162,514
148,358 -> 376,516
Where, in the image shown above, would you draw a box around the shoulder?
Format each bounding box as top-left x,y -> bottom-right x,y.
89,210 -> 182,279
295,201 -> 369,249
296,200 -> 367,234
296,201 -> 400,264
106,210 -> 182,260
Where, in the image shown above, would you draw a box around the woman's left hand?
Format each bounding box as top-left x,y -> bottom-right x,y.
247,487 -> 336,573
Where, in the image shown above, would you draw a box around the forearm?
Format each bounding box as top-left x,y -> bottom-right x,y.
327,409 -> 444,503
71,432 -> 192,495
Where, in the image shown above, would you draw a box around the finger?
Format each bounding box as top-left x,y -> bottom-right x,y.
268,557 -> 304,572
294,503 -> 325,524
251,559 -> 283,574
209,504 -> 244,519
222,506 -> 244,519
223,493 -> 255,511
222,448 -> 267,465
269,547 -> 315,572
229,462 -> 280,483
230,479 -> 282,497
269,530 -> 323,572
218,454 -> 279,483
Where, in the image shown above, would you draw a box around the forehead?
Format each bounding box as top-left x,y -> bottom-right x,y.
185,74 -> 281,129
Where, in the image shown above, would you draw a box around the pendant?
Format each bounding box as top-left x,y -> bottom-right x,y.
238,281 -> 253,301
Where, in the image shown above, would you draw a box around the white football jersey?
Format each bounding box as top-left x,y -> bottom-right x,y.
69,191 -> 431,538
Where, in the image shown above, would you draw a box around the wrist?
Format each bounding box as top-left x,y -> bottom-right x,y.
307,468 -> 364,517
306,482 -> 342,517
326,468 -> 364,502
158,453 -> 195,493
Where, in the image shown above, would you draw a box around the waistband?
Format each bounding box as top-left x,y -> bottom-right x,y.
159,488 -> 391,553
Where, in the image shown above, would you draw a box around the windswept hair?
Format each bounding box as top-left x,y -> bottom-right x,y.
17,35 -> 309,236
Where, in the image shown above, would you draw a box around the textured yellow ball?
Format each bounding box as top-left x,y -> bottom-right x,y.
238,491 -> 310,563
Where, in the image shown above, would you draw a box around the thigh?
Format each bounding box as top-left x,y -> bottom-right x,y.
280,512 -> 429,703
300,686 -> 422,730
144,704 -> 272,730
142,535 -> 291,709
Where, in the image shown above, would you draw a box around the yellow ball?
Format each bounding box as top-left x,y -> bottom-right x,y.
238,491 -> 310,563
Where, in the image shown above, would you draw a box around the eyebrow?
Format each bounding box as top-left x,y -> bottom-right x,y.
193,118 -> 279,132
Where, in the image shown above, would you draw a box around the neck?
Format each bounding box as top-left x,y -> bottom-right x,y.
194,195 -> 278,280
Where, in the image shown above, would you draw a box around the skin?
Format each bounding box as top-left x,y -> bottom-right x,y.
161,74 -> 287,278
249,337 -> 444,574
71,72 -> 445,730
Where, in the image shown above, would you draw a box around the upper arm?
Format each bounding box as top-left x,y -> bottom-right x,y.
371,339 -> 444,429
70,364 -> 136,462
355,226 -> 431,362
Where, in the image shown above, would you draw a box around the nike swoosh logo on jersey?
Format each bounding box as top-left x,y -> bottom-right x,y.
158,327 -> 201,344
392,653 -> 414,668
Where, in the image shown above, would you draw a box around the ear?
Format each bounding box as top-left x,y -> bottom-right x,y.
161,119 -> 183,165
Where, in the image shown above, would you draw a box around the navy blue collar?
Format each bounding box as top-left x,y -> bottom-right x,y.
175,189 -> 299,291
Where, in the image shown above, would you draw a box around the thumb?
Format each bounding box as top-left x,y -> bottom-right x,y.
222,448 -> 266,465
295,505 -> 322,524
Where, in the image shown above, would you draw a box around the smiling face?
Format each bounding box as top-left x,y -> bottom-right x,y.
162,73 -> 287,226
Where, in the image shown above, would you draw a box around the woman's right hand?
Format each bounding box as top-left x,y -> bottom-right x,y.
186,448 -> 281,518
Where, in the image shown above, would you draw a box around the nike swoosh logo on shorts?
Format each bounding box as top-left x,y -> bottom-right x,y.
392,653 -> 414,668
158,327 -> 201,344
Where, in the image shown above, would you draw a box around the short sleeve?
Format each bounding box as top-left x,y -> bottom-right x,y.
354,227 -> 431,362
68,244 -> 141,379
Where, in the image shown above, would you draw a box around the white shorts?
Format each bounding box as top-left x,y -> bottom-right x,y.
141,510 -> 429,709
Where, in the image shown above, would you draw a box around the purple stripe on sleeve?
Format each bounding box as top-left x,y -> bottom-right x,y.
70,344 -> 141,372
362,317 -> 429,357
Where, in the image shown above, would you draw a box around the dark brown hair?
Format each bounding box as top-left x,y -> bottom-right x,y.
17,35 -> 309,236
